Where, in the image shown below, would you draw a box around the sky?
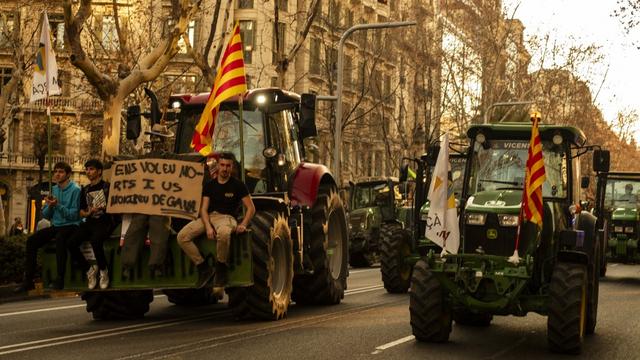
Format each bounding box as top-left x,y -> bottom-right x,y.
503,0 -> 640,143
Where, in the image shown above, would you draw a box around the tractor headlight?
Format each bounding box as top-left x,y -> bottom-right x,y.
625,226 -> 635,233
498,214 -> 519,227
614,226 -> 624,233
466,213 -> 486,226
348,223 -> 353,230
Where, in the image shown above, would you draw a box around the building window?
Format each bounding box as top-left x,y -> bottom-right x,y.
325,47 -> 337,78
345,9 -> 354,28
309,38 -> 321,75
49,15 -> 65,50
357,61 -> 365,91
329,0 -> 340,26
239,20 -> 255,64
0,14 -> 14,48
384,74 -> 391,97
0,67 -> 11,95
238,0 -> 253,9
272,22 -> 286,64
271,77 -> 278,87
277,0 -> 288,12
178,20 -> 196,54
344,55 -> 352,88
59,70 -> 71,97
165,74 -> 197,93
101,16 -> 118,52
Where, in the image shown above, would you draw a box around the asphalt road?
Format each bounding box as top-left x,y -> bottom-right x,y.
1,263 -> 640,360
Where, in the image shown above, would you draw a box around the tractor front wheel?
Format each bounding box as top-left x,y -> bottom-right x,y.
380,222 -> 412,293
547,262 -> 588,354
410,260 -> 452,342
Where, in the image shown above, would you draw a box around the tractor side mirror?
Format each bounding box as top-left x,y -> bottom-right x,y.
399,164 -> 409,183
580,176 -> 589,189
126,105 -> 141,140
593,149 -> 610,173
426,145 -> 440,166
144,88 -> 162,125
299,93 -> 317,138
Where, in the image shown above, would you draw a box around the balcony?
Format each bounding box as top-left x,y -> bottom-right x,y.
0,153 -> 86,172
22,97 -> 103,114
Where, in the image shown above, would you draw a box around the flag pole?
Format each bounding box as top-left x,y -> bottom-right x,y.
44,11 -> 52,195
238,96 -> 245,184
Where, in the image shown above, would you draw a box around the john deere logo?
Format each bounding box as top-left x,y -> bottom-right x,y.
486,229 -> 498,239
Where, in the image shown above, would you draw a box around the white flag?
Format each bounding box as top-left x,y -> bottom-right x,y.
425,133 -> 460,255
30,12 -> 61,103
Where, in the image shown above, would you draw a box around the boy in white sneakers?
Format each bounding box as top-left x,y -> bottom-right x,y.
67,159 -> 114,289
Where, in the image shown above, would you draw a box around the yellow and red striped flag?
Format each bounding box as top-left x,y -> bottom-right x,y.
191,23 -> 247,155
522,113 -> 546,225
508,113 -> 546,264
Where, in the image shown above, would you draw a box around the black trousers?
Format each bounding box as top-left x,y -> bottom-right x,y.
24,225 -> 79,282
67,219 -> 112,271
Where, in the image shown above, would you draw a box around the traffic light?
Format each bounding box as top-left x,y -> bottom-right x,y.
126,105 -> 141,140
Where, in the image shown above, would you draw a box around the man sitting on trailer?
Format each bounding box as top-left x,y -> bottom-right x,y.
177,152 -> 255,297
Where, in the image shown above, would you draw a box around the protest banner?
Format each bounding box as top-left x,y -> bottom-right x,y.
107,158 -> 205,219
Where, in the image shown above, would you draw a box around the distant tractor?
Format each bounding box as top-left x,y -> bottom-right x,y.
599,172 -> 640,263
40,88 -> 349,320
409,121 -> 610,354
348,178 -> 400,267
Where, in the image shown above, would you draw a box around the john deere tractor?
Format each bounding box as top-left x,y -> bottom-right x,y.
40,88 -> 349,320
348,178 -> 401,267
379,147 -> 466,293
409,122 -> 610,354
599,172 -> 640,262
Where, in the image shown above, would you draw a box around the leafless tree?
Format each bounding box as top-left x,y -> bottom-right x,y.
63,0 -> 201,159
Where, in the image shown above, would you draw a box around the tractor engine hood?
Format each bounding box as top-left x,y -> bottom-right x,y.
465,189 -> 522,214
611,207 -> 639,221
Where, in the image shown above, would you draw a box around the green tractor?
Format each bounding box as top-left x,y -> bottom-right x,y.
599,172 -> 640,262
347,178 -> 401,267
409,122 -> 610,354
379,147 -> 466,293
40,88 -> 349,320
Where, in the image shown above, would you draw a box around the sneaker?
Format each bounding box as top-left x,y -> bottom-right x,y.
99,269 -> 110,290
196,262 -> 215,289
87,265 -> 98,290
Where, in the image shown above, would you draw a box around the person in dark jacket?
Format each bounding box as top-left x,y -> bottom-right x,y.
66,159 -> 113,290
14,162 -> 81,293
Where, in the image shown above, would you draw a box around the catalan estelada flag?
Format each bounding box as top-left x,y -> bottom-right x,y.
523,113 -> 546,225
509,112 -> 546,264
191,23 -> 247,155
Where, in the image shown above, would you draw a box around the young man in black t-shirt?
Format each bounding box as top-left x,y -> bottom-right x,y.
177,152 -> 255,295
66,159 -> 114,290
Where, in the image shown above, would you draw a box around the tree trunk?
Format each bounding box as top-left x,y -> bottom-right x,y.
102,96 -> 124,159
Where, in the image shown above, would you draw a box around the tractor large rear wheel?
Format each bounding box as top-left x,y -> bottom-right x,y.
547,262 -> 588,354
228,210 -> 293,320
410,260 -> 452,342
293,187 -> 348,305
82,290 -> 153,320
380,222 -> 412,293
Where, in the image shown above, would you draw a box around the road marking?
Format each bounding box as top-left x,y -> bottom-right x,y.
371,335 -> 415,354
0,285 -> 386,355
0,294 -> 166,318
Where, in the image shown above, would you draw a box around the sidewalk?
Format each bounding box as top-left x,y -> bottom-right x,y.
0,282 -> 78,304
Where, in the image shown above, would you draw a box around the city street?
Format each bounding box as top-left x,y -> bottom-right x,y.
1,264 -> 640,359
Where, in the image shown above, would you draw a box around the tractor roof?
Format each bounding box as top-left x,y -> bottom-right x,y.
467,122 -> 587,146
603,172 -> 640,180
353,177 -> 398,187
169,87 -> 301,108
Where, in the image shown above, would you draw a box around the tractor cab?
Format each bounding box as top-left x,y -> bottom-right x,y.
599,172 -> 640,262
